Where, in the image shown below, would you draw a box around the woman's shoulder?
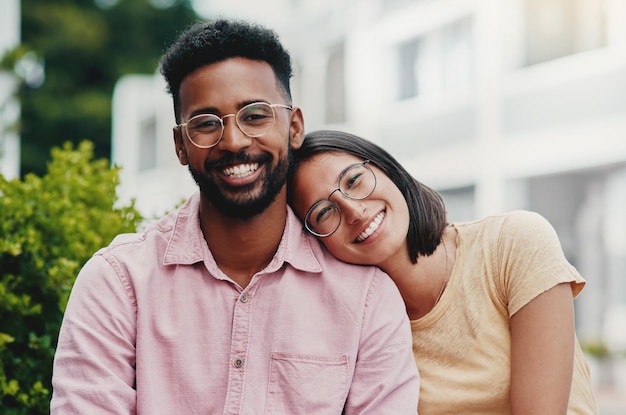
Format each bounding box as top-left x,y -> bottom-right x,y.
453,210 -> 552,235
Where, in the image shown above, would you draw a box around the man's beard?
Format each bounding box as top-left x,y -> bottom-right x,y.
188,146 -> 294,220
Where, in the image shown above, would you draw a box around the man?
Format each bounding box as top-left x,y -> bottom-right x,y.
51,19 -> 419,414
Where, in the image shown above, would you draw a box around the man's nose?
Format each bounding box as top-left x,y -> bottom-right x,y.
217,115 -> 253,152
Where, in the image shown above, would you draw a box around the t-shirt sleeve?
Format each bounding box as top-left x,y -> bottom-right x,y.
496,210 -> 586,317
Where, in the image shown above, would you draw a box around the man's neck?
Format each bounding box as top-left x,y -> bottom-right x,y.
199,197 -> 287,288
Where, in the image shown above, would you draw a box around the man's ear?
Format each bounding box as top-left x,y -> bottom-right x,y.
289,107 -> 305,150
173,127 -> 188,165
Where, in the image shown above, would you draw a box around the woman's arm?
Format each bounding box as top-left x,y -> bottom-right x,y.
510,282 -> 575,415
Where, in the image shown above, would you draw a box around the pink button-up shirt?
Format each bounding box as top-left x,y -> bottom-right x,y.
51,192 -> 419,414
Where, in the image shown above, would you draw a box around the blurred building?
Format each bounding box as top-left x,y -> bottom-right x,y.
112,0 -> 626,362
0,0 -> 21,179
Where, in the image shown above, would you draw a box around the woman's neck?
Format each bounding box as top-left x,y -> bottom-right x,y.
382,226 -> 456,320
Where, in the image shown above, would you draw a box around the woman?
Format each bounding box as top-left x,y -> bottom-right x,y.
289,130 -> 597,414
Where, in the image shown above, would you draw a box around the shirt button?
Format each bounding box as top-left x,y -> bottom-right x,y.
234,359 -> 244,368
240,293 -> 248,303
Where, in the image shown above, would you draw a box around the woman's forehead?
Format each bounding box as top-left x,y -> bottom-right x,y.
294,152 -> 362,194
292,152 -> 365,213
303,152 -> 362,175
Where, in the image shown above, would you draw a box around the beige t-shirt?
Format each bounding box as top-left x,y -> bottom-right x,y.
411,210 -> 597,414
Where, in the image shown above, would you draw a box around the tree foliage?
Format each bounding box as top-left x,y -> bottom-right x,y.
0,140 -> 143,414
18,0 -> 200,177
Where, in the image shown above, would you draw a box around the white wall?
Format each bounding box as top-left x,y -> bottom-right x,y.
0,0 -> 21,179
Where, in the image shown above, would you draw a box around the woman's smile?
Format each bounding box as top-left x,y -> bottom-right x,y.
355,210 -> 385,243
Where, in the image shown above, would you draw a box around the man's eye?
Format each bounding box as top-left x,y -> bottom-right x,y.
191,117 -> 220,130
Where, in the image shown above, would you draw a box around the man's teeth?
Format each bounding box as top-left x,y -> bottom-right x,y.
223,163 -> 259,178
357,211 -> 385,242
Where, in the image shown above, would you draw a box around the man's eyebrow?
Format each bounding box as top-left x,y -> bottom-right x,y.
188,107 -> 219,119
188,100 -> 270,119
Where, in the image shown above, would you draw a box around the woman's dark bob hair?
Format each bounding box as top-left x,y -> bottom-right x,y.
291,129 -> 448,263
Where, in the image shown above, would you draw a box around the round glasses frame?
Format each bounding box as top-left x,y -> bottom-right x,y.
304,160 -> 376,238
177,102 -> 292,149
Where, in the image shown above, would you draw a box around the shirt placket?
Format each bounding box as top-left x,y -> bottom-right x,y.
222,286 -> 254,415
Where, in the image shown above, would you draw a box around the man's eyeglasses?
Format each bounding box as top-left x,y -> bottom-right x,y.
177,102 -> 292,149
304,161 -> 376,237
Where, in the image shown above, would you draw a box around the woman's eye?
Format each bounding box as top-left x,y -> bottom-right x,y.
316,205 -> 334,222
345,173 -> 363,190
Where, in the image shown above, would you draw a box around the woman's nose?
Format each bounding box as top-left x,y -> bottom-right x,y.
340,198 -> 366,224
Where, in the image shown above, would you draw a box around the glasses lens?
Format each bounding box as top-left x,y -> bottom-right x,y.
237,103 -> 275,137
305,200 -> 340,237
339,163 -> 376,200
186,114 -> 223,147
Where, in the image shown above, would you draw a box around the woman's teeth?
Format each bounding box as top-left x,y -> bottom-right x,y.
223,163 -> 258,178
356,211 -> 385,242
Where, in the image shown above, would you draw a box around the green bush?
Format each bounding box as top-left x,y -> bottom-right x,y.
0,140 -> 142,414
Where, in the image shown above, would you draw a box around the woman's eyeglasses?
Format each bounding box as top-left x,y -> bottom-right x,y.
303,161 -> 376,237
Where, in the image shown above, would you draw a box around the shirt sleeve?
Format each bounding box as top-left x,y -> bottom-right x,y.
50,254 -> 137,415
343,269 -> 420,414
497,210 -> 586,317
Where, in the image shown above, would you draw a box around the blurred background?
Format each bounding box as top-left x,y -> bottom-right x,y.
1,0 -> 625,413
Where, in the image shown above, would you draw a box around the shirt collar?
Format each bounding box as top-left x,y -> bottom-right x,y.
266,206 -> 323,274
162,192 -> 206,265
163,192 -> 322,274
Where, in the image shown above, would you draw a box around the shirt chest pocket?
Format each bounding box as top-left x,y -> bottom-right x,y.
265,352 -> 349,414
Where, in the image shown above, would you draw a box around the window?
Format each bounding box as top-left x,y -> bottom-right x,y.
396,17 -> 473,100
325,43 -> 346,124
439,186 -> 475,222
382,0 -> 413,14
398,38 -> 420,100
524,0 -> 606,66
382,0 -> 428,15
138,117 -> 157,171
